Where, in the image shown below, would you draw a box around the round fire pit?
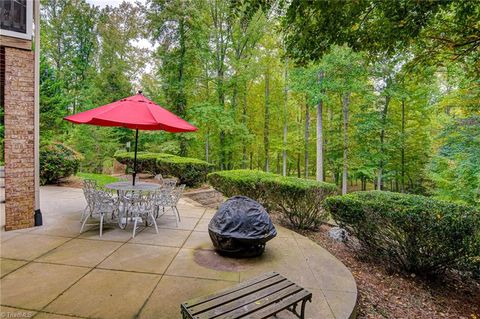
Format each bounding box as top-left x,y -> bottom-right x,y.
208,196 -> 277,258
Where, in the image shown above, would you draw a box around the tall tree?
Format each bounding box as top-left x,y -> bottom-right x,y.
282,48 -> 289,176
264,69 -> 270,172
321,45 -> 367,194
209,0 -> 232,169
148,0 -> 200,156
316,70 -> 325,181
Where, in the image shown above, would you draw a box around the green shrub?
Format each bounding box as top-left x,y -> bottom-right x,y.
208,169 -> 338,229
113,151 -> 173,174
40,143 -> 82,185
156,156 -> 213,187
114,151 -> 213,187
324,191 -> 480,275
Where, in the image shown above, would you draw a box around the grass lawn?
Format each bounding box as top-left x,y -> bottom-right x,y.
76,172 -> 120,187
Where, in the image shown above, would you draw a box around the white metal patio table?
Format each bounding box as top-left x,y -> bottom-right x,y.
105,182 -> 161,229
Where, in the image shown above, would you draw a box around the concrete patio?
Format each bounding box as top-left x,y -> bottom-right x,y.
1,186 -> 357,319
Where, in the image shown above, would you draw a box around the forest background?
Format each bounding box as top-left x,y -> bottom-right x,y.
6,0 -> 478,206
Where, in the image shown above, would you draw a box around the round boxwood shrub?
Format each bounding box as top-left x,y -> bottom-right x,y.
324,191 -> 480,275
208,169 -> 338,230
40,143 -> 82,185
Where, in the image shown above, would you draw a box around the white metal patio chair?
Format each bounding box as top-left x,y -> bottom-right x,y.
153,186 -> 173,219
81,179 -> 98,223
118,174 -> 139,183
116,189 -> 143,229
155,184 -> 185,226
129,191 -> 158,238
80,189 -> 119,237
163,178 -> 177,189
154,173 -> 164,184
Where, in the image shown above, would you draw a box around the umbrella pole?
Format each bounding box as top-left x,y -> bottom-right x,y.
133,128 -> 139,186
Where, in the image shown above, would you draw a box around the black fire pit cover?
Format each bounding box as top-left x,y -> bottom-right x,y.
208,196 -> 277,257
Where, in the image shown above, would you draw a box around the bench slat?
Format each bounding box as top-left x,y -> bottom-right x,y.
195,280 -> 295,318
215,284 -> 304,319
189,275 -> 288,315
247,290 -> 312,319
183,272 -> 279,309
181,272 -> 312,319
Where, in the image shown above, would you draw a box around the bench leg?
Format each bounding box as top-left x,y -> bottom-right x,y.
299,296 -> 312,319
180,307 -> 191,319
288,303 -> 299,317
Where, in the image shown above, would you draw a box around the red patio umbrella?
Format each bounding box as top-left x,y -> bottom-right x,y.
64,91 -> 197,185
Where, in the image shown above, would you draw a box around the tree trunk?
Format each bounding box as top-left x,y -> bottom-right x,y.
218,64 -> 226,169
205,66 -> 210,163
342,92 -> 350,195
282,55 -> 288,176
378,94 -> 391,190
177,17 -> 187,156
305,98 -> 310,178
218,66 -> 226,170
276,153 -> 281,174
211,0 -> 228,170
297,153 -> 301,178
327,105 -> 334,182
205,131 -> 209,162
242,82 -> 248,169
316,70 -> 324,181
401,97 -> 406,193
264,70 -> 270,172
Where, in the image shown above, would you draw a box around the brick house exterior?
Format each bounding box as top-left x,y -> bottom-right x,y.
1,46 -> 36,230
1,0 -> 40,231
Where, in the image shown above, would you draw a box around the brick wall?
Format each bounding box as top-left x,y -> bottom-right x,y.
3,47 -> 35,230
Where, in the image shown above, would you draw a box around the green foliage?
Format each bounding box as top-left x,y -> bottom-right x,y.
325,191 -> 480,275
283,0 -> 478,65
76,172 -> 120,188
156,156 -> 214,187
208,169 -> 337,229
37,0 -> 478,206
40,143 -> 82,185
114,151 -> 174,174
114,151 -> 213,186
428,116 -> 480,206
39,57 -> 68,141
68,125 -> 119,174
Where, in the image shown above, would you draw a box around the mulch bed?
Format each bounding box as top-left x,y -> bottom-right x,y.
275,219 -> 480,319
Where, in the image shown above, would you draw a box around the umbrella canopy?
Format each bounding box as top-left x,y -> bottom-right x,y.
64,93 -> 197,132
64,92 -> 197,185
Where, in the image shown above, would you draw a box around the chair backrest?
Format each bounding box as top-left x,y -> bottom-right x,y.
129,191 -> 155,215
163,178 -> 177,190
154,174 -> 164,184
82,179 -> 98,205
92,189 -> 117,213
171,184 -> 185,205
119,175 -> 139,182
83,179 -> 97,192
155,187 -> 172,205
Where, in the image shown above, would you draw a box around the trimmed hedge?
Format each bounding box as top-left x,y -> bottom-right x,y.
324,191 -> 480,275
114,151 -> 213,187
40,143 -> 82,185
208,169 -> 338,229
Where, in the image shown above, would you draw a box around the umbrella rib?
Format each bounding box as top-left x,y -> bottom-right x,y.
145,104 -> 162,130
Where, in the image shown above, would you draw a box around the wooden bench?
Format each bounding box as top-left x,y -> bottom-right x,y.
181,272 -> 312,319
